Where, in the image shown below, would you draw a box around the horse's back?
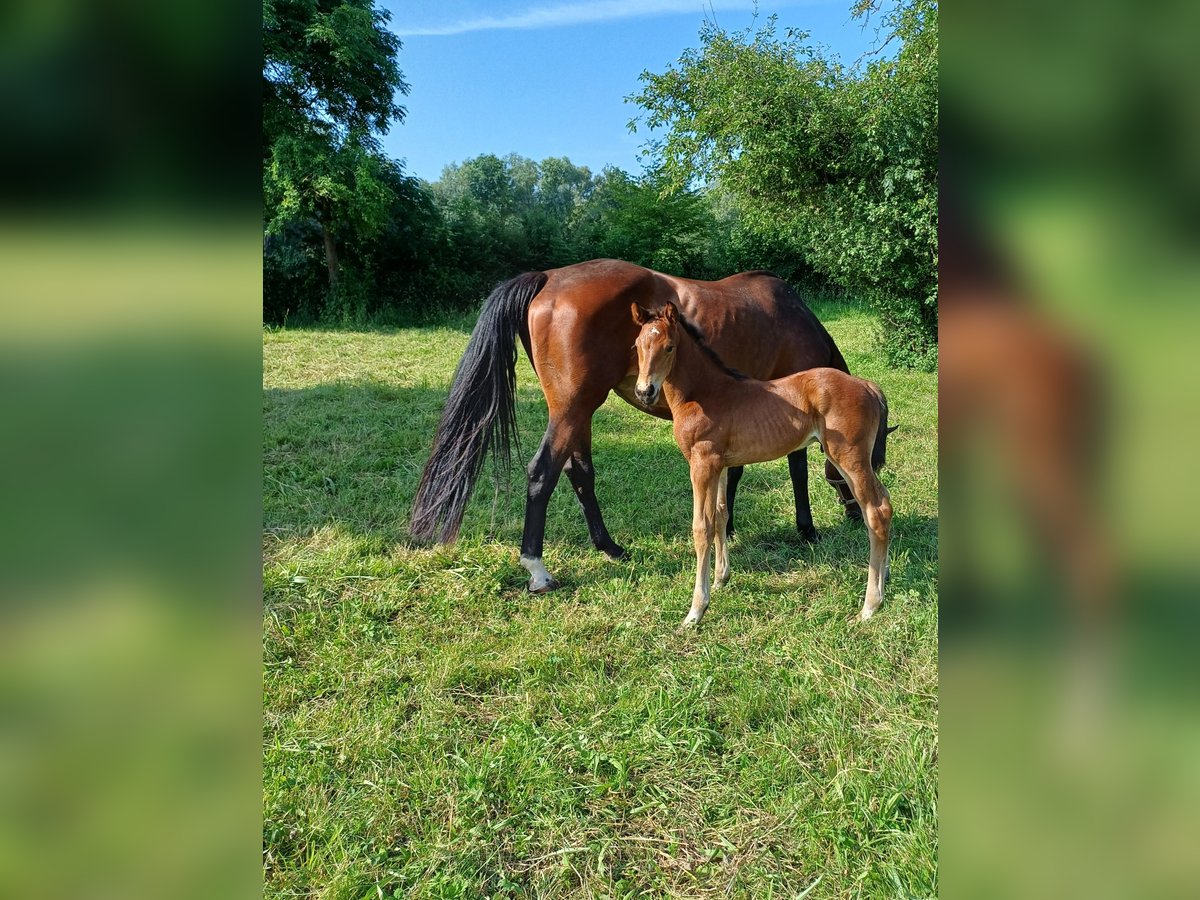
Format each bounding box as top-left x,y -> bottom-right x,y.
670,270 -> 843,379
524,260 -> 845,414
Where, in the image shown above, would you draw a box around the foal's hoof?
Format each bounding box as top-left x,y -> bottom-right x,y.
796,524 -> 820,544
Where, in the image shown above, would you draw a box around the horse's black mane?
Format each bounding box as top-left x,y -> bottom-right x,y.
671,311 -> 748,381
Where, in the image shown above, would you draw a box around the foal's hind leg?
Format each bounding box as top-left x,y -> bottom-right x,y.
851,471 -> 892,619
562,419 -> 627,560
859,484 -> 893,620
825,457 -> 863,523
828,451 -> 892,620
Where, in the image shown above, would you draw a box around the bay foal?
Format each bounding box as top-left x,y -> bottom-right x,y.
632,302 -> 895,627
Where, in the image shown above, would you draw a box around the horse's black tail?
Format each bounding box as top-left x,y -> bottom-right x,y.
409,271 -> 548,544
872,390 -> 898,472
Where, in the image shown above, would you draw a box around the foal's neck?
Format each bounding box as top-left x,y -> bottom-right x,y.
663,329 -> 742,407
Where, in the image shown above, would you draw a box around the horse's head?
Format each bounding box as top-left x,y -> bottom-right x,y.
631,301 -> 680,406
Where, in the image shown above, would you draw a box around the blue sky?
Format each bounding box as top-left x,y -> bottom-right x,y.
379,1 -> 883,183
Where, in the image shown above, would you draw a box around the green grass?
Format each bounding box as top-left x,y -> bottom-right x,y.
263,298 -> 937,899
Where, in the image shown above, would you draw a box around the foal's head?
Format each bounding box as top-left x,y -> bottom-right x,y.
631,301 -> 681,406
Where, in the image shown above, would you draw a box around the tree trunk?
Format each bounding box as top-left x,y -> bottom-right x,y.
320,220 -> 339,286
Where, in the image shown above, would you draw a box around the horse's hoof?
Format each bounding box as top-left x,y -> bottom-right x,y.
797,524 -> 820,544
520,555 -> 558,593
844,507 -> 864,524
602,543 -> 628,561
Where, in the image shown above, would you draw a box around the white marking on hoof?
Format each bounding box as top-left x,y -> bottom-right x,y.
520,555 -> 559,593
678,606 -> 706,630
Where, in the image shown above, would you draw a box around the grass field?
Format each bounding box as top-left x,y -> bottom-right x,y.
263,298 -> 938,899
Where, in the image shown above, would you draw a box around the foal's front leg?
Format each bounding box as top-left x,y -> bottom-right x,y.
713,468 -> 731,590
681,455 -> 721,629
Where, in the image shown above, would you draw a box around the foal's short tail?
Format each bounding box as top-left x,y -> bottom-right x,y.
409,271 -> 548,544
872,390 -> 899,472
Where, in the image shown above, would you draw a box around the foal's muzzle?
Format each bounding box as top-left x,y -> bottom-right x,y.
635,385 -> 659,405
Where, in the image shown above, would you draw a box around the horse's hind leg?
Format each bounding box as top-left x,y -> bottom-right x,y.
562,419 -> 627,560
519,424 -> 572,593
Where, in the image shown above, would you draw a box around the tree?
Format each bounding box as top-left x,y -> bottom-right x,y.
632,1 -> 938,368
263,0 -> 409,288
573,169 -> 715,275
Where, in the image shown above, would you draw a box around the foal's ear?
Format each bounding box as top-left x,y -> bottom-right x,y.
631,303 -> 652,325
662,301 -> 678,324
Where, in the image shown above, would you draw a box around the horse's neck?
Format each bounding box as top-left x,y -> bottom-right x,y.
664,333 -> 735,407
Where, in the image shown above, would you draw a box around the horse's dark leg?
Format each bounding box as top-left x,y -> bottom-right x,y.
789,449 -> 820,543
724,465 -> 744,538
562,422 -> 627,560
825,457 -> 863,522
519,425 -> 572,593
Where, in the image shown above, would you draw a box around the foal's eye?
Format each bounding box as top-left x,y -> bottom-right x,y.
666,345 -> 675,353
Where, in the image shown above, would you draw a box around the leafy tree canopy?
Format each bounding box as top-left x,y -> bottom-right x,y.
631,0 -> 938,368
263,0 -> 412,289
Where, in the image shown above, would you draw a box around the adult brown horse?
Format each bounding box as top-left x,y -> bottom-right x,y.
410,258 -> 860,592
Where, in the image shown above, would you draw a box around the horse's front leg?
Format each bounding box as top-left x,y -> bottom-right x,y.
681,455 -> 721,629
724,465 -> 743,538
788,448 -> 821,542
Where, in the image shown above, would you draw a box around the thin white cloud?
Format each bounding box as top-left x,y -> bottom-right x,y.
394,0 -> 769,37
